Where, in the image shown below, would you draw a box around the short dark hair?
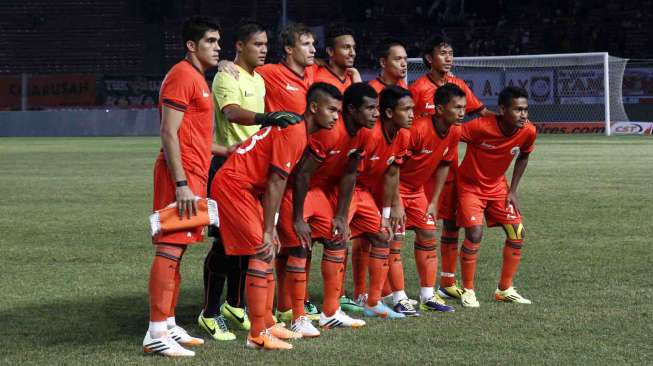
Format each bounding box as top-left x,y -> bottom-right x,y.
307,82 -> 343,105
421,34 -> 451,67
498,86 -> 529,107
434,83 -> 466,107
325,24 -> 355,50
343,83 -> 377,110
379,86 -> 412,117
235,21 -> 266,44
377,38 -> 406,60
182,16 -> 220,50
280,23 -> 314,51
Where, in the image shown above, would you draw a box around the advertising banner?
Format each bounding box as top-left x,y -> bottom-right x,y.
556,68 -> 604,104
101,76 -> 161,108
610,121 -> 653,135
0,75 -> 97,109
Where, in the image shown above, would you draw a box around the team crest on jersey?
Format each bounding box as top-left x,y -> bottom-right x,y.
510,146 -> 521,156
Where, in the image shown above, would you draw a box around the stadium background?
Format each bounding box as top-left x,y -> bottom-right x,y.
1,0 -> 652,136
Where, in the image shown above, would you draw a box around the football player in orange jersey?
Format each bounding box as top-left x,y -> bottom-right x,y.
143,16 -> 221,358
368,39 -> 408,94
314,25 -> 362,93
456,86 -> 536,308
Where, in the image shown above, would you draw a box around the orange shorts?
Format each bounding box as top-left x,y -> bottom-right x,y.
278,187 -> 334,247
152,158 -> 207,245
212,175 -> 264,256
436,180 -> 458,221
456,191 -> 522,228
400,189 -> 436,231
337,186 -> 382,238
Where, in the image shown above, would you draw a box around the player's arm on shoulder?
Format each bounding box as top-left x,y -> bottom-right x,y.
217,60 -> 239,80
347,67 -> 362,83
160,105 -> 197,218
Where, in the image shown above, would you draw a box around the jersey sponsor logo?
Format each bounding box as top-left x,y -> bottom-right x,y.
510,146 -> 521,156
285,83 -> 300,92
480,142 -> 496,149
420,148 -> 433,154
329,149 -> 341,155
202,90 -> 210,98
369,155 -> 380,161
425,102 -> 435,110
236,127 -> 273,154
244,90 -> 255,97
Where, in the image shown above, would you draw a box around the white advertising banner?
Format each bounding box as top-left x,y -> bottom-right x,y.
454,71 -> 502,105
557,68 -> 604,104
610,121 -> 653,135
505,70 -> 555,105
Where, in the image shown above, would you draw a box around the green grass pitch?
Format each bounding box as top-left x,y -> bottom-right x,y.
0,135 -> 651,365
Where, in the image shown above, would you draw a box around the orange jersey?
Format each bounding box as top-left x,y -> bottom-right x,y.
368,77 -> 407,95
314,65 -> 353,94
400,117 -> 461,193
256,62 -> 316,114
157,60 -> 214,181
308,117 -> 361,189
216,122 -> 308,192
409,73 -> 484,118
457,116 -> 537,199
356,121 -> 411,194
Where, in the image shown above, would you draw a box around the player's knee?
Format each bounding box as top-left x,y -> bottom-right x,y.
368,234 -> 389,249
442,219 -> 459,232
415,229 -> 436,242
323,239 -> 346,251
465,226 -> 483,243
155,244 -> 186,261
503,223 -> 525,240
288,246 -> 308,258
254,242 -> 275,263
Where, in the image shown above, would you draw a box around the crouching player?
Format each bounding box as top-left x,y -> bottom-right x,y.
211,83 -> 342,350
275,83 -> 379,335
385,83 -> 466,315
457,86 -> 536,308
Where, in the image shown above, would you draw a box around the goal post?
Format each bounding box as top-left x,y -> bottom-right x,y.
407,52 -> 630,135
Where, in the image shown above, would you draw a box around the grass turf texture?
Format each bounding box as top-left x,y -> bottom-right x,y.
0,135 -> 651,365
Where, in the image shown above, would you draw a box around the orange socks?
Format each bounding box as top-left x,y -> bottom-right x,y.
286,255 -> 307,320
387,240 -> 405,292
303,251 -> 312,300
321,248 -> 346,316
246,258 -> 270,337
499,239 -> 524,290
367,246 -> 390,307
339,247 -> 349,297
460,239 -> 480,290
439,230 -> 459,287
414,238 -> 437,288
265,271 -> 276,328
352,238 -> 370,299
148,246 -> 184,322
275,250 -> 291,313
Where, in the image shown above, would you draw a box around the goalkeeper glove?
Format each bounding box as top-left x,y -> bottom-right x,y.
255,111 -> 303,128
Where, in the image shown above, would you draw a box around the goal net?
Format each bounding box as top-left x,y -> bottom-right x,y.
407,52 -> 630,135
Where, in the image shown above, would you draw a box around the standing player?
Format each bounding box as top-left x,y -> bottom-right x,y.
143,17 -> 220,357
314,25 -> 362,93
409,35 -> 493,301
275,83 -> 379,334
199,21 -> 301,341
383,83 -> 467,315
257,23 -> 316,114
456,86 -> 536,308
211,83 -> 342,350
368,39 -> 408,94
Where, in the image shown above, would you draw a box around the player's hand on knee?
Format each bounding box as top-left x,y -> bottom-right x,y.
507,191 -> 521,215
390,204 -> 405,235
293,219 -> 313,250
175,185 -> 197,219
331,216 -> 350,242
425,202 -> 438,223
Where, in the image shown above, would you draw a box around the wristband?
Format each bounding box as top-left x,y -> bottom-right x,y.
175,180 -> 188,187
254,113 -> 266,125
382,207 -> 391,219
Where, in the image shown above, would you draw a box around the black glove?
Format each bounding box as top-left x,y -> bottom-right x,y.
255,111 -> 303,128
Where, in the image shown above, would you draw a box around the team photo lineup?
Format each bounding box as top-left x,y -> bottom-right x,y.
145,15 -> 537,356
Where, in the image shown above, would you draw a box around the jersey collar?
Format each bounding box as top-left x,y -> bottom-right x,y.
280,60 -> 305,80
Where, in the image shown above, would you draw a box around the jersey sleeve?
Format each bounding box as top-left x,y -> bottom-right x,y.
443,126 -> 461,162
212,71 -> 241,110
269,125 -> 306,178
160,69 -> 194,112
307,130 -> 331,161
460,118 -> 479,143
520,124 -> 537,154
459,80 -> 484,114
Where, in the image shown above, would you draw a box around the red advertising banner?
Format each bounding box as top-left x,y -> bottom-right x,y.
534,122 -> 605,134
0,75 -> 97,109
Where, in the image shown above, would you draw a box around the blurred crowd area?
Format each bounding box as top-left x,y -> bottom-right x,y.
1,0 -> 651,75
